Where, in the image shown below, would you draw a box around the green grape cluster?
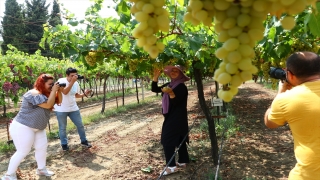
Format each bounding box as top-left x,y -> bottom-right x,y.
128,59 -> 140,72
182,0 -> 317,102
261,62 -> 270,82
85,51 -> 104,66
291,38 -> 319,53
183,0 -> 215,27
85,54 -> 96,66
271,78 -> 278,90
129,0 -> 168,59
152,62 -> 165,70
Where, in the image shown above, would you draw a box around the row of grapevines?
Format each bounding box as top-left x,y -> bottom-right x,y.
0,46 -> 82,113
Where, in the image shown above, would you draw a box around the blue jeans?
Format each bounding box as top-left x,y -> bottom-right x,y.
55,110 -> 87,145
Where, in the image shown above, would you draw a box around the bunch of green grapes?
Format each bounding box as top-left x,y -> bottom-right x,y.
271,78 -> 278,90
251,58 -> 260,75
291,38 -> 318,53
210,0 -> 317,102
152,61 -> 165,70
212,0 -> 267,102
261,62 -> 271,82
183,0 -> 215,27
269,0 -> 317,30
311,42 -> 320,53
85,51 -> 100,66
128,59 -> 139,72
167,58 -> 178,66
129,0 -> 168,59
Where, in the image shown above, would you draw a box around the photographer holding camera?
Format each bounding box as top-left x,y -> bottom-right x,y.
264,51 -> 320,179
1,74 -> 63,180
54,67 -> 92,151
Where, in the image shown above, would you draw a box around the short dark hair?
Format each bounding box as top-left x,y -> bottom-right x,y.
286,51 -> 320,79
66,67 -> 78,75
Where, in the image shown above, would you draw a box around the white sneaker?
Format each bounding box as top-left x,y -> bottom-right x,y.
36,167 -> 55,176
1,174 -> 17,180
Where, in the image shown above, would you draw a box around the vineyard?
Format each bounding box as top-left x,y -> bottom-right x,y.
1,0 -> 320,179
1,0 -> 320,114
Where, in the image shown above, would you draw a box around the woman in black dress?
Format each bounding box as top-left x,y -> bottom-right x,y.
151,65 -> 190,175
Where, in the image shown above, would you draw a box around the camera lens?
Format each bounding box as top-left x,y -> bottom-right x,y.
77,75 -> 84,79
269,67 -> 286,80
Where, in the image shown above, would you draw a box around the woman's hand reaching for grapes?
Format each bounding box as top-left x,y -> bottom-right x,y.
153,69 -> 162,82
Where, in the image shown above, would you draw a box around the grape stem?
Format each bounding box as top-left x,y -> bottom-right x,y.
170,4 -> 178,34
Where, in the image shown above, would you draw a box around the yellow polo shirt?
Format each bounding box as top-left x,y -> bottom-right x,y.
269,81 -> 320,180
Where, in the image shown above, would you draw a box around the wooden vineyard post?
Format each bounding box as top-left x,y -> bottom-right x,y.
2,118 -> 13,144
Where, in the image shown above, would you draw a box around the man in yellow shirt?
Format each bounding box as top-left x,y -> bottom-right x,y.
264,51 -> 320,180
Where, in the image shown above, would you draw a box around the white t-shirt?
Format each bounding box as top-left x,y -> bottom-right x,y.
53,78 -> 81,112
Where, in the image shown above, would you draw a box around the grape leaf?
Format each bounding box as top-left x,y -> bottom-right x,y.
68,20 -> 79,26
308,3 -> 320,36
186,35 -> 203,53
141,166 -> 153,173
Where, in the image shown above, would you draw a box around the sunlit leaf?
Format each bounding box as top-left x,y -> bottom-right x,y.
308,3 -> 320,36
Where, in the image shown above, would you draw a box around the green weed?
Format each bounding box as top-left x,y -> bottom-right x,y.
0,141 -> 15,154
47,130 -> 60,140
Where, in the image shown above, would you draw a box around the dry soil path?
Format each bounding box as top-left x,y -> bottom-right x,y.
0,81 -> 210,180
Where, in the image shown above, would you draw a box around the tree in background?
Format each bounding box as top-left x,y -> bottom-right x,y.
48,0 -> 62,27
0,0 -> 26,54
44,0 -> 63,58
24,0 -> 49,55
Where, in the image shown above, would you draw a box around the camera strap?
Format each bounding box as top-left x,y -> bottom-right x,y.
81,88 -> 94,98
78,78 -> 94,98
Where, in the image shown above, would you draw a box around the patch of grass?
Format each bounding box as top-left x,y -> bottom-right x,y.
188,104 -> 240,179
0,141 -> 15,154
263,81 -> 273,89
208,105 -> 239,138
262,81 -> 278,91
47,130 -> 60,140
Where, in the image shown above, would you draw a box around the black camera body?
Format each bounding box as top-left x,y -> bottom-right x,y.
269,67 -> 286,80
77,75 -> 84,79
57,82 -> 66,87
51,82 -> 66,87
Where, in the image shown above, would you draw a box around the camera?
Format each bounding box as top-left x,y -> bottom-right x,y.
269,67 -> 286,80
51,82 -> 66,87
77,75 -> 84,79
57,82 -> 66,87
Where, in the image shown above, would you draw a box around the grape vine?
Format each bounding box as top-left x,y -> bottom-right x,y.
181,0 -> 318,102
39,0 -> 320,103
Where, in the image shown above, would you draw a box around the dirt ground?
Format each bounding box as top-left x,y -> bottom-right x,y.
0,80 -> 295,180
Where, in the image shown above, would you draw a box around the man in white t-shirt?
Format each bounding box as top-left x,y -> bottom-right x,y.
54,67 -> 92,151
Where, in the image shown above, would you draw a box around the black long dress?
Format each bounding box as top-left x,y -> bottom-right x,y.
151,81 -> 189,146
